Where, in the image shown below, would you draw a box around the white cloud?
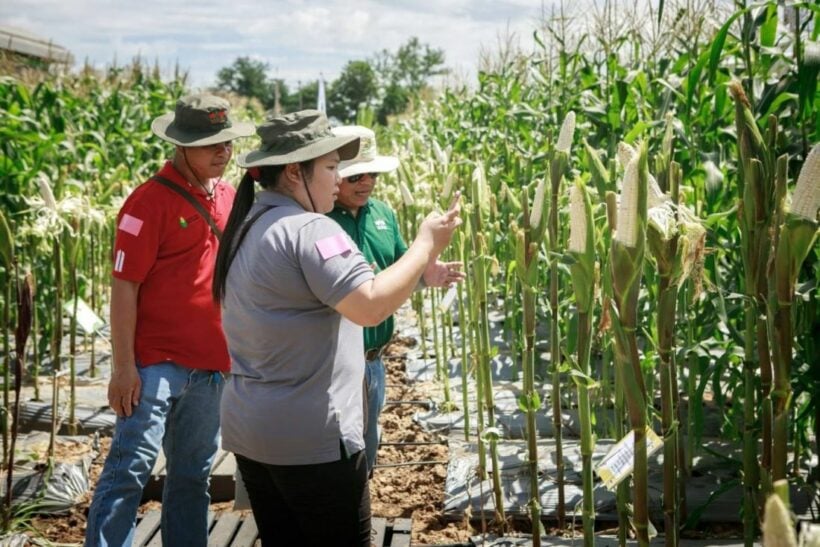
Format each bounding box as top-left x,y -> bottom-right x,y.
1,0 -> 546,88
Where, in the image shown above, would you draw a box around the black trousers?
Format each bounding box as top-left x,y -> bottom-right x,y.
235,447 -> 371,547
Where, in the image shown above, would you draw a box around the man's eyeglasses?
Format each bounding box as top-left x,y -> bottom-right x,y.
346,172 -> 379,183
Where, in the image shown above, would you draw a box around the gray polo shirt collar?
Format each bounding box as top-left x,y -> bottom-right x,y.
255,190 -> 301,209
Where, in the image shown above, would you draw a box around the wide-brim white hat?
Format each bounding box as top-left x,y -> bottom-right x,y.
333,125 -> 399,178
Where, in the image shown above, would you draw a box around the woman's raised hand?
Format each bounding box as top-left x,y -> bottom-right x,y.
418,192 -> 462,256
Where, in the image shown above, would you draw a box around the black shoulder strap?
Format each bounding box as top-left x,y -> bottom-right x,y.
151,175 -> 223,240
226,205 -> 277,274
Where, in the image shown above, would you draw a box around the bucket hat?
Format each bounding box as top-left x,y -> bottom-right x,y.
333,125 -> 399,178
238,110 -> 359,168
151,94 -> 254,146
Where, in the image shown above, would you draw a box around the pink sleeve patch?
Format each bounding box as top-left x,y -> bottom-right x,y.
118,213 -> 144,236
315,232 -> 353,259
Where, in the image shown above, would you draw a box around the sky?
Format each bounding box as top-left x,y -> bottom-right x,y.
1,0 -> 551,90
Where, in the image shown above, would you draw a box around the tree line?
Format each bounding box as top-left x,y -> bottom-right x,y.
215,37 -> 446,125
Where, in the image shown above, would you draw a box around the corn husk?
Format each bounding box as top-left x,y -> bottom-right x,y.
472,164 -> 491,220
569,184 -> 587,254
442,173 -> 455,201
610,142 -> 648,328
432,140 -> 449,168
569,179 -> 596,313
762,494 -> 797,547
529,178 -> 547,229
615,155 -> 640,247
790,143 -> 820,221
584,139 -> 610,195
38,174 -> 58,211
556,111 -> 576,155
617,142 -> 636,170
399,181 -> 415,207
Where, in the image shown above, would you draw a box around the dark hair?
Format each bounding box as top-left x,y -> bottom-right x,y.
212,161 -> 314,302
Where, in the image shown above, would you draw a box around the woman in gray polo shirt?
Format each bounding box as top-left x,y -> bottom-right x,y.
212,110 -> 461,547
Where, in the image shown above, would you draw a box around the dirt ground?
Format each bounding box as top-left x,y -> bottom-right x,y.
14,334 -> 760,546
23,335 -> 483,546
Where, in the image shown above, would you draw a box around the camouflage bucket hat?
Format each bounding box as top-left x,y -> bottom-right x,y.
151,94 -> 255,147
237,109 -> 359,168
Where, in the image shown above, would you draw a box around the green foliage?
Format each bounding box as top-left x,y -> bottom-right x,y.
215,37 -> 446,124
215,57 -> 274,108
328,60 -> 377,123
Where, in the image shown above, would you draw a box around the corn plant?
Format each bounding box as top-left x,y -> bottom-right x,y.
513,175 -> 550,545
730,79 -> 780,542
609,142 -> 650,546
567,177 -> 597,546
468,164 -> 506,528
646,116 -> 708,545
547,111 -> 575,528
770,144 -> 819,495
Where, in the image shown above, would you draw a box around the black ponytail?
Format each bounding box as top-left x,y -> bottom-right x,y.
213,172 -> 257,302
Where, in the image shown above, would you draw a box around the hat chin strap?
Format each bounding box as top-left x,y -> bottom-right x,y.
303,177 -> 318,213
181,149 -> 214,198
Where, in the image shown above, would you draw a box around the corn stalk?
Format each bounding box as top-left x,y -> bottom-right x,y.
567,178 -> 597,546
548,111 -> 574,528
730,80 -> 777,543
456,232 -> 471,442
610,142 -> 650,546
515,175 -> 549,546
771,145 -> 819,497
469,165 -> 505,527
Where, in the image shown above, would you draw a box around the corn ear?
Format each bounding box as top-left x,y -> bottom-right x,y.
790,143 -> 820,221
610,142 -> 648,327
762,493 -> 797,547
38,174 -> 58,211
472,164 -> 491,221
606,191 -> 618,232
617,142 -> 636,170
568,183 -> 587,254
529,178 -> 547,232
583,138 -> 610,195
442,173 -> 455,202
615,154 -> 640,247
556,111 -> 576,155
568,179 -> 596,313
433,140 -> 449,168
399,181 -> 415,207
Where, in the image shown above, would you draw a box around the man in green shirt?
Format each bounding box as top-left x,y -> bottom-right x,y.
327,125 -> 463,471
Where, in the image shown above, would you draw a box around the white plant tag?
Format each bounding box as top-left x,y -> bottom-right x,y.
595,426 -> 663,490
63,297 -> 105,334
438,287 -> 457,312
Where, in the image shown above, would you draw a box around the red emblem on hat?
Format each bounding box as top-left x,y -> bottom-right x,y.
209,109 -> 228,125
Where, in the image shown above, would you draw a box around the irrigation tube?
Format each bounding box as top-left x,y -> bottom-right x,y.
379,441 -> 447,447
374,460 -> 449,469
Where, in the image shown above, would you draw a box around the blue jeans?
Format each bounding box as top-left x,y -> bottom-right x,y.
364,356 -> 385,471
85,363 -> 223,547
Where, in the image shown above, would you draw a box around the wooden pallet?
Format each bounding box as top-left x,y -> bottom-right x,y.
134,511 -> 411,547
142,447 -> 237,503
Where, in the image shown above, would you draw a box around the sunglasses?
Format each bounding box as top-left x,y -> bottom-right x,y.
346,172 -> 379,183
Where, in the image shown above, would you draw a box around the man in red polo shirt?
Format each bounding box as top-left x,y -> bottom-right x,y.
86,94 -> 253,547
